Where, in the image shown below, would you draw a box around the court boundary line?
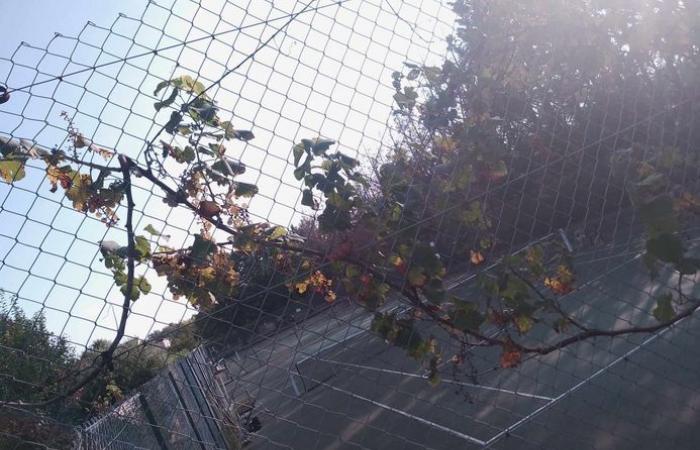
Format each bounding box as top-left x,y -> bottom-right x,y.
307,358 -> 555,401
303,374 -> 488,446
482,301 -> 698,448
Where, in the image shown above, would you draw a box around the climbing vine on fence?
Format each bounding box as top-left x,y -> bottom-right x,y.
1,0 -> 700,401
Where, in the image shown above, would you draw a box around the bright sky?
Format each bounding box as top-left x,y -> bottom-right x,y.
0,0 -> 455,350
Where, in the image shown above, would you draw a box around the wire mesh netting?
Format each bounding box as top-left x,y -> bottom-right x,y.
79,346 -> 233,450
1,0 -> 700,449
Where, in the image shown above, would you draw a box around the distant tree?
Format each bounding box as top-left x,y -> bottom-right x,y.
0,292 -> 78,448
148,320 -> 201,355
0,292 -> 74,405
76,324 -> 201,414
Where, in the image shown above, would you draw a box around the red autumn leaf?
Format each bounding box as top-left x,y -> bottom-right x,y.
198,200 -> 221,217
359,273 -> 372,286
499,342 -> 522,369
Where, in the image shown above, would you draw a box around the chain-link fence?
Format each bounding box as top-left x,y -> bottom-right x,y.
78,346 -> 235,450
1,0 -> 700,449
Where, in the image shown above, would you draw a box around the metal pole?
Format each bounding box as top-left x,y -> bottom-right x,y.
138,393 -> 170,450
168,370 -> 208,450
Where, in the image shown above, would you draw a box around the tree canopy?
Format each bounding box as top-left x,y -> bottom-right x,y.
0,292 -> 75,406
0,291 -> 199,425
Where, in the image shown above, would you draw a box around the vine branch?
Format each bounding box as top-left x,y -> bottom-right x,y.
0,155 -> 137,408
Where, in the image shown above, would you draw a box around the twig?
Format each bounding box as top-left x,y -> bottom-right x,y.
508,267 -> 589,332
0,155 -> 138,408
517,300 -> 700,355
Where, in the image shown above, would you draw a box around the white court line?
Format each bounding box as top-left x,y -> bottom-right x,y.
295,325 -> 371,366
481,306 -> 698,448
313,358 -> 555,401
309,375 -> 487,446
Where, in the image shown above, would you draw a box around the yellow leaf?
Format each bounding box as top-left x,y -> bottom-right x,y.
390,255 -> 404,267
295,281 -> 309,294
198,266 -> 216,284
0,159 -> 26,183
544,276 -> 573,295
514,316 -> 534,334
556,265 -> 574,283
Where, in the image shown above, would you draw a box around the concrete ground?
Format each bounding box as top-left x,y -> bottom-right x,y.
220,225 -> 700,450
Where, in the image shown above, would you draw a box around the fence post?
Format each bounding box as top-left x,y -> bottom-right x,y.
181,357 -> 228,449
137,393 -> 170,450
168,370 -> 208,450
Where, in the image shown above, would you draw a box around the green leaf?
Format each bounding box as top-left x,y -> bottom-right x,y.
462,201 -> 489,229
345,264 -> 361,278
394,91 -> 414,106
144,224 -> 160,236
406,68 -> 420,80
311,138 -> 335,155
189,102 -> 218,125
173,75 -> 204,94
422,66 -> 441,84
525,245 -> 544,276
639,195 -> 677,236
300,138 -> 314,151
221,122 -> 254,141
451,300 -> 484,332
412,244 -> 443,276
293,143 -> 306,167
234,182 -> 258,198
134,236 -> 151,260
652,293 -> 675,322
113,270 -> 127,286
211,158 -> 246,177
221,121 -> 236,140
337,153 -> 359,169
646,233 -> 684,264
162,142 -> 196,164
294,165 -> 307,181
0,159 -> 26,183
268,226 -> 287,240
407,267 -> 427,286
477,273 -> 500,296
154,87 -> 179,111
428,370 -> 441,386
643,252 -> 660,279
153,80 -> 170,96
234,130 -> 255,141
137,276 -> 152,295
121,283 -> 141,301
301,189 -> 315,207
190,234 -> 215,263
188,78 -> 206,95
181,146 -> 196,163
164,112 -> 184,135
514,315 -> 534,334
208,143 -> 226,155
501,276 -> 529,302
423,278 -> 447,304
